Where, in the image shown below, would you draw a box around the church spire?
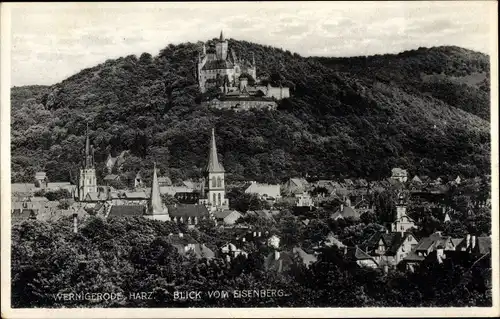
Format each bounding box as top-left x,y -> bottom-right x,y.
149,162 -> 164,215
84,122 -> 94,168
220,30 -> 224,41
206,128 -> 224,173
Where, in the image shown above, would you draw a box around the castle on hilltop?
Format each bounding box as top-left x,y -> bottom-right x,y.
197,31 -> 290,111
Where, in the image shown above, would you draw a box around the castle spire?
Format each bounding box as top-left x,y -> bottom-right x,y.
149,162 -> 164,214
206,128 -> 224,173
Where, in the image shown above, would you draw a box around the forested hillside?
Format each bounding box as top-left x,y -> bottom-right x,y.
10,39 -> 490,185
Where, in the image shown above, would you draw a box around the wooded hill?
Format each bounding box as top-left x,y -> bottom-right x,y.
10,39 -> 490,185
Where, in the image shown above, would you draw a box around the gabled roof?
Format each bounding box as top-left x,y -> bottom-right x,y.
108,205 -> 145,217
332,205 -> 360,220
245,182 -> 281,197
167,204 -> 209,218
403,251 -> 425,262
363,232 -> 414,256
158,176 -> 172,186
85,192 -> 108,201
345,246 -> 377,262
414,232 -> 451,252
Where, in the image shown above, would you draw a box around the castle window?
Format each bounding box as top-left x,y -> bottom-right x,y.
217,177 -> 222,187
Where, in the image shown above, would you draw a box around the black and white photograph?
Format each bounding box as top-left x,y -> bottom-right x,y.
1,1 -> 498,317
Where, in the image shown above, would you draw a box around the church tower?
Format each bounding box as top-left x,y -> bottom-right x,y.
215,30 -> 228,61
79,123 -> 97,201
146,162 -> 170,220
204,128 -> 229,210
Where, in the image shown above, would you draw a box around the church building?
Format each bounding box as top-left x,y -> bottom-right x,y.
199,128 -> 229,211
78,124 -> 97,201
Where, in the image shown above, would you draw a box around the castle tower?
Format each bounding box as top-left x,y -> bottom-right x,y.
79,123 -> 97,201
205,128 -> 229,210
215,30 -> 228,61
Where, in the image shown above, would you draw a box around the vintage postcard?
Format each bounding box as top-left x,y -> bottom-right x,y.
1,1 -> 498,318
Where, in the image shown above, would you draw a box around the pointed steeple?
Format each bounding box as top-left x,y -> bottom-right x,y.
206,128 -> 224,173
220,30 -> 224,41
84,122 -> 94,169
149,162 -> 164,215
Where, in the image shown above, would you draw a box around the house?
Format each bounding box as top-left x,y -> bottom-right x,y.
264,250 -> 295,273
296,192 -> 314,207
160,186 -> 194,196
411,232 -> 456,262
167,233 -> 215,259
455,235 -> 491,255
324,232 -> 346,249
282,178 -> 309,196
292,247 -> 317,268
244,181 -> 281,200
85,191 -> 109,202
390,194 -> 416,233
105,151 -> 129,174
331,203 -> 360,220
363,231 -> 419,266
213,209 -> 242,225
220,242 -> 248,261
344,246 -> 379,269
391,168 -> 408,183
167,204 -> 211,225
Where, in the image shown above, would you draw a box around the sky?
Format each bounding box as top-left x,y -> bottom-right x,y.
6,1 -> 496,87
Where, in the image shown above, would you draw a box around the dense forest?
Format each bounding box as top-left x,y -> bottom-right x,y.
10,39 -> 491,185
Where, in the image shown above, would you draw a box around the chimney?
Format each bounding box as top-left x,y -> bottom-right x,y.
73,213 -> 78,234
274,251 -> 280,260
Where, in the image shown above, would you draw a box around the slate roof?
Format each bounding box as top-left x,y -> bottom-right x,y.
363,232 -> 412,256
167,204 -> 209,218
414,232 -> 451,252
108,205 -> 145,217
331,205 -> 360,220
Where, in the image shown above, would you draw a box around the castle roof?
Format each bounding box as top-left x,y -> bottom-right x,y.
202,60 -> 234,70
206,128 -> 224,173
